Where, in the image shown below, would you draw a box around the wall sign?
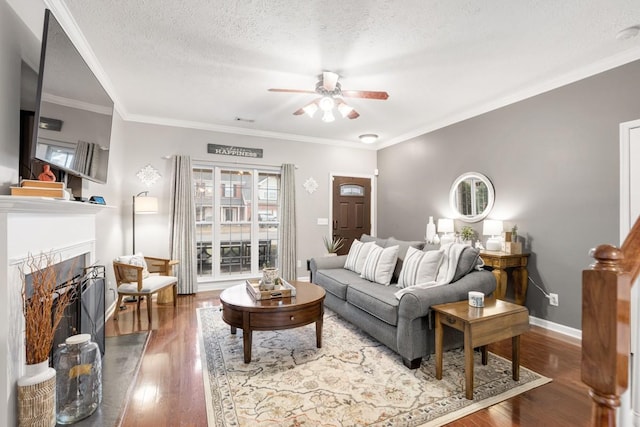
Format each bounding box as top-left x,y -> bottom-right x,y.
207,144 -> 263,158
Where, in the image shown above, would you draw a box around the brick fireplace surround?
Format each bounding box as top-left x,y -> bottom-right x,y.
0,196 -> 107,426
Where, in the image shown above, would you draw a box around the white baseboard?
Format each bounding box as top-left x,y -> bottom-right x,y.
530,315 -> 582,341
106,301 -> 116,320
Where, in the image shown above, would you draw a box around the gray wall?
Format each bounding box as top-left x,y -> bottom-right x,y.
377,59 -> 640,329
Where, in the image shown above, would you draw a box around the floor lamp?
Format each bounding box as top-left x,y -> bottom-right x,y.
127,191 -> 158,303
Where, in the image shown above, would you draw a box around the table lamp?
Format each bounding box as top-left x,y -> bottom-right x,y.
438,218 -> 455,245
483,219 -> 503,251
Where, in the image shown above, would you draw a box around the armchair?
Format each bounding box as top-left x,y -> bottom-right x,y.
112,255 -> 178,326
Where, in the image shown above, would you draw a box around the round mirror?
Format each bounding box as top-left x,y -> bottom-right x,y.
449,172 -> 495,223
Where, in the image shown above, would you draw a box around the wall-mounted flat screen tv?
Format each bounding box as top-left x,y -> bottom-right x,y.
31,9 -> 113,184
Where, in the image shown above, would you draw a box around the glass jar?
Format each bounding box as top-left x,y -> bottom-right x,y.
53,333 -> 102,424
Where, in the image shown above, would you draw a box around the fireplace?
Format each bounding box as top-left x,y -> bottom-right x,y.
0,197 -> 108,426
24,254 -> 106,358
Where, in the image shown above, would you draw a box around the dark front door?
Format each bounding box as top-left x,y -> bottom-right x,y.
332,176 -> 372,255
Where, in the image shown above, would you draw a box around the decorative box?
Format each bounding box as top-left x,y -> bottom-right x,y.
502,242 -> 522,254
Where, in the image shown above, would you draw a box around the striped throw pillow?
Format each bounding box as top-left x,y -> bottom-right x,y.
360,245 -> 399,285
397,247 -> 444,288
344,240 -> 375,274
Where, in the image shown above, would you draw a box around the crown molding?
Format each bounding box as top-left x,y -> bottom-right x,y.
377,47 -> 640,150
42,0 -> 640,152
41,92 -> 112,115
123,113 -> 376,150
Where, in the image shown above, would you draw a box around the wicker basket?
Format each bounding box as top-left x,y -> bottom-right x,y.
17,361 -> 56,427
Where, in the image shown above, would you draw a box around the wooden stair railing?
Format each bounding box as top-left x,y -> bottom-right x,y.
582,215 -> 640,426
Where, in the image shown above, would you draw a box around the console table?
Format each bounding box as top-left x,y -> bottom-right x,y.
479,251 -> 530,305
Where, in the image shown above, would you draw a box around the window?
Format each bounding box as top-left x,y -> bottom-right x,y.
340,184 -> 365,196
194,165 -> 280,280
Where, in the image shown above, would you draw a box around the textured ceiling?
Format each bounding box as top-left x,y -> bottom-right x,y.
49,0 -> 640,148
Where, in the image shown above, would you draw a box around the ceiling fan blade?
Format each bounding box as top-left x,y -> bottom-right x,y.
293,99 -> 320,116
347,110 -> 360,119
341,90 -> 389,100
268,88 -> 317,95
322,71 -> 339,91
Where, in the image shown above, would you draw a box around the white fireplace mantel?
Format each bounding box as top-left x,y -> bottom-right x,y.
0,195 -> 113,214
0,195 -> 108,426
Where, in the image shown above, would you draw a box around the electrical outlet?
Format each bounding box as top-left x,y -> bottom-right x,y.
549,293 -> 559,306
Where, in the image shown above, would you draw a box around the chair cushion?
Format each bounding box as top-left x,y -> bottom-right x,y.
344,240 -> 375,274
116,254 -> 150,281
360,245 -> 399,286
397,247 -> 444,288
118,275 -> 177,294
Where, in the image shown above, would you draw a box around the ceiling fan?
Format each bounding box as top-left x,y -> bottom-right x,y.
268,71 -> 389,122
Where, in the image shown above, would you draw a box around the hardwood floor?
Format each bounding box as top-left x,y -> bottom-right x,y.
105,291 -> 592,426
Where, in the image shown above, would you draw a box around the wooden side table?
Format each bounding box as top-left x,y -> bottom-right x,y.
479,250 -> 530,305
433,298 -> 530,399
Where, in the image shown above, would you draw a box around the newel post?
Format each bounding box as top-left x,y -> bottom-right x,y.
582,245 -> 631,427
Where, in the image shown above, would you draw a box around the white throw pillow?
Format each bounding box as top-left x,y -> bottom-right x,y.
116,253 -> 150,282
344,240 -> 375,274
360,245 -> 399,285
397,247 -> 444,289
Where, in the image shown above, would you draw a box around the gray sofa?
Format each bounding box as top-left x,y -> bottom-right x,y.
309,235 -> 496,369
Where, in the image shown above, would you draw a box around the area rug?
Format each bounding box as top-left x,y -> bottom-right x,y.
197,307 -> 550,427
72,332 -> 150,427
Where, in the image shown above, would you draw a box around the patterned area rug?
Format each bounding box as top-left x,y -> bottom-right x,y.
197,307 -> 550,427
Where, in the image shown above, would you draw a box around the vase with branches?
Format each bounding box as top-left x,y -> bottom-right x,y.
22,252 -> 76,365
18,252 -> 76,427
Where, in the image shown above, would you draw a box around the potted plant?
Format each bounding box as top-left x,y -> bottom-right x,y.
511,225 -> 518,242
19,252 -> 76,427
459,226 -> 475,244
323,236 -> 345,255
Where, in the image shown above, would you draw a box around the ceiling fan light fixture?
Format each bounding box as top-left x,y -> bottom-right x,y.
359,134 -> 378,144
319,96 -> 335,112
337,102 -> 354,118
303,103 -> 318,118
322,110 -> 335,123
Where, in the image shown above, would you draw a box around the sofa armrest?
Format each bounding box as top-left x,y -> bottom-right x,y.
309,255 -> 348,282
397,270 -> 497,320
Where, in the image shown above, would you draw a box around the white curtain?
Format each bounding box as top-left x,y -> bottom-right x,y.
279,164 -> 297,281
170,155 -> 197,294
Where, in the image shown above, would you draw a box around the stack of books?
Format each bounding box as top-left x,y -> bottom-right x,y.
10,179 -> 67,198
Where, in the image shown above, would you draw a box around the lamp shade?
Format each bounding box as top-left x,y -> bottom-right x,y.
437,218 -> 454,234
483,219 -> 503,251
482,219 -> 503,236
135,196 -> 158,214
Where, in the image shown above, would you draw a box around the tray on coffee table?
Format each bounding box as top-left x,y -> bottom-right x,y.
245,278 -> 297,300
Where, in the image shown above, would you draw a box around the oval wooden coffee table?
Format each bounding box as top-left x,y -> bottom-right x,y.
220,280 -> 325,363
